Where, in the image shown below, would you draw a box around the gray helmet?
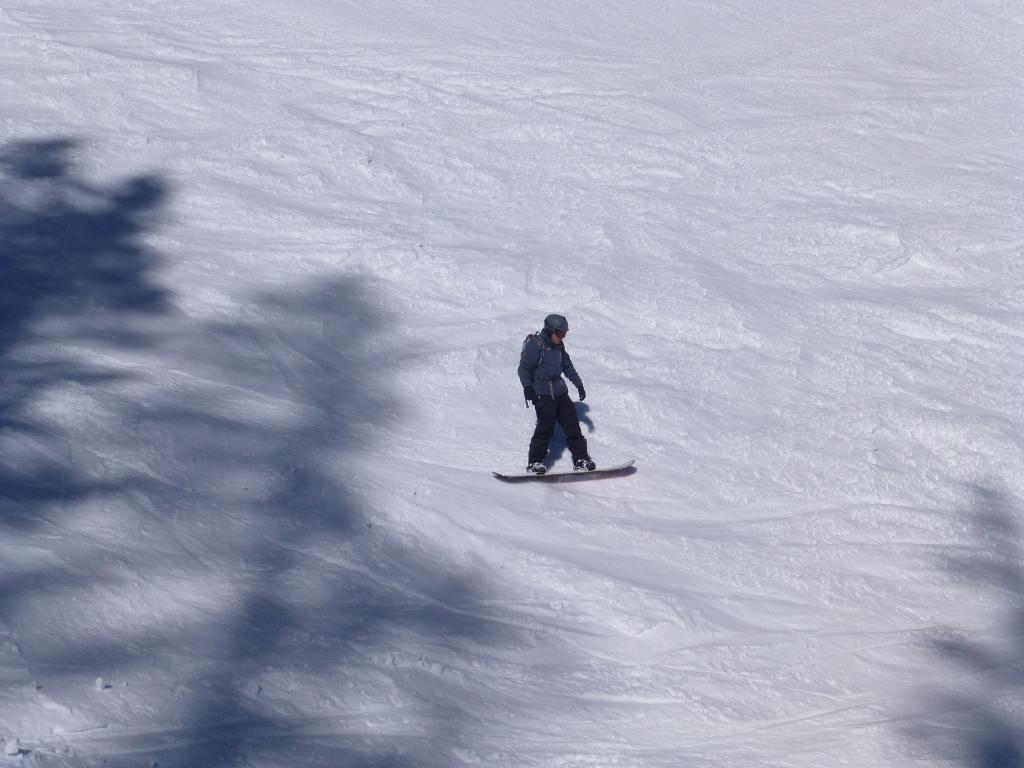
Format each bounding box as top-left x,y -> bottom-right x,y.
543,313 -> 569,335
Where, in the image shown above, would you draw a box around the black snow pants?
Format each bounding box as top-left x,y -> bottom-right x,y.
528,393 -> 588,465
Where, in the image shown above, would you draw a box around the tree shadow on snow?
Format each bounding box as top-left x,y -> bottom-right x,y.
906,482 -> 1024,768
0,138 -> 521,767
0,137 -> 171,526
134,279 -> 516,768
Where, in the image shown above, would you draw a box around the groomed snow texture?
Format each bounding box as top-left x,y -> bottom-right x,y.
1,2 -> 1023,766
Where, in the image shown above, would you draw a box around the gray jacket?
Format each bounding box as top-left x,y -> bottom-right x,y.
518,329 -> 583,399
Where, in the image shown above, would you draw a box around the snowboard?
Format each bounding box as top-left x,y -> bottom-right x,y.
492,459 -> 635,481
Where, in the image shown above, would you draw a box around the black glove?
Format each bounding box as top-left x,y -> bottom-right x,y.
524,386 -> 542,406
576,382 -> 586,401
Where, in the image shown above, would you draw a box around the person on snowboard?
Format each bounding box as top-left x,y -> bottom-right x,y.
518,313 -> 596,474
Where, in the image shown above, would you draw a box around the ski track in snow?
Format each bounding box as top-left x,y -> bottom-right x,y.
1,0 -> 1023,766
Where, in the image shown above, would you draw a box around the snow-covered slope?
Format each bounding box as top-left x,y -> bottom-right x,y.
2,1 -> 1023,766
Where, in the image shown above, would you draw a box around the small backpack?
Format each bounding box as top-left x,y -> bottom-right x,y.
521,332 -> 545,362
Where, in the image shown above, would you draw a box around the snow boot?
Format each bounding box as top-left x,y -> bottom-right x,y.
527,462 -> 547,475
573,457 -> 596,472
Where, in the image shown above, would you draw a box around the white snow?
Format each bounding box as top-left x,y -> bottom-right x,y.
1,1 -> 1023,766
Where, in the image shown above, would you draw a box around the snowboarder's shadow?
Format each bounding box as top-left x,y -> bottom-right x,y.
546,402 -> 594,468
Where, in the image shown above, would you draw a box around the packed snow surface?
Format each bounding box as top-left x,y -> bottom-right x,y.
1,1 -> 1023,766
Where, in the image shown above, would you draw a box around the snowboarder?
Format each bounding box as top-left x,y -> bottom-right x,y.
518,314 -> 596,474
